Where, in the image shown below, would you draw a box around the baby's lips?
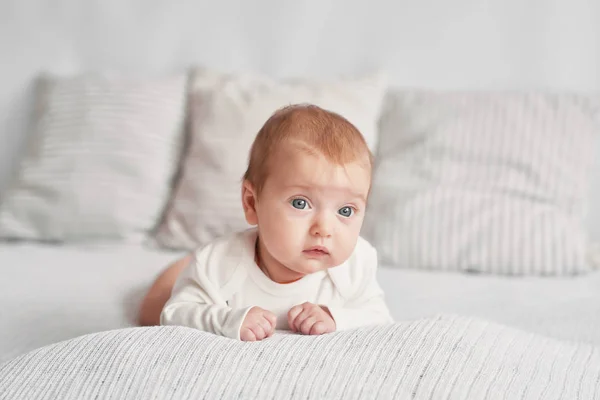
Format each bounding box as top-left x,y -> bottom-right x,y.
304,245 -> 329,253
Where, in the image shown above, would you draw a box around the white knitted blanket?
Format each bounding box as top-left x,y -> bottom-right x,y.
1,315 -> 599,400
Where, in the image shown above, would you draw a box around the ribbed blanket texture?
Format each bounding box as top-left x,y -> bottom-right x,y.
1,315 -> 598,399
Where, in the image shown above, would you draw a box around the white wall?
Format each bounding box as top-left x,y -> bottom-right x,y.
1,0 -> 599,234
3,1 -> 600,84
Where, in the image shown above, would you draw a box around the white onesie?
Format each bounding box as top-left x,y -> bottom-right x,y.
160,228 -> 393,340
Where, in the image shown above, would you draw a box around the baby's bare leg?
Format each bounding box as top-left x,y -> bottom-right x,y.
138,254 -> 192,326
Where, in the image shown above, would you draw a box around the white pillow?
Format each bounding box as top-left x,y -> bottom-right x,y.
363,90 -> 600,275
0,73 -> 187,243
152,68 -> 387,250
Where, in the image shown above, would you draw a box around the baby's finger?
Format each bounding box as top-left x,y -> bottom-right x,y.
309,321 -> 326,335
259,317 -> 273,337
250,323 -> 267,340
288,305 -> 303,332
293,308 -> 314,331
240,327 -> 257,342
300,316 -> 317,335
264,312 -> 277,329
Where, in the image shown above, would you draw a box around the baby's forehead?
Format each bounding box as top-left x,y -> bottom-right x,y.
270,147 -> 370,189
272,140 -> 371,169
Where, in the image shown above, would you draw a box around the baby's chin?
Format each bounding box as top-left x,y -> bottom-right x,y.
288,259 -> 337,275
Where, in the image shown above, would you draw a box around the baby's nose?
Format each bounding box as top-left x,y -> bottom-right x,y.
310,214 -> 333,237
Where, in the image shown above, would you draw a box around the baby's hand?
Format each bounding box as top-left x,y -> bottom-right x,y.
240,307 -> 277,342
287,302 -> 336,335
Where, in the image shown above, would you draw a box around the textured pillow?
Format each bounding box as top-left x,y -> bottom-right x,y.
2,318 -> 600,399
152,68 -> 387,250
0,74 -> 187,243
363,90 -> 600,275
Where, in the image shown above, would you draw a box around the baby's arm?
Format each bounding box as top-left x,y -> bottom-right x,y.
160,251 -> 275,341
160,259 -> 248,339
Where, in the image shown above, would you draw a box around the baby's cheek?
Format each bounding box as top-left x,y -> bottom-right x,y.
266,210 -> 293,236
266,226 -> 299,261
278,214 -> 309,237
337,235 -> 359,261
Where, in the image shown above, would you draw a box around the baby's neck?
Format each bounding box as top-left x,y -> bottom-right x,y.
255,238 -> 304,284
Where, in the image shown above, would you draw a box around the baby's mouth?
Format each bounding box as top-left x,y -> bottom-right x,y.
303,246 -> 330,256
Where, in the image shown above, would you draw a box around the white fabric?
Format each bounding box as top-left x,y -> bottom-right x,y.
0,74 -> 187,242
364,90 -> 600,275
590,140 -> 600,240
161,229 -> 392,339
1,243 -> 600,366
2,316 -> 600,399
152,68 -> 387,250
378,268 -> 600,346
0,242 -> 181,365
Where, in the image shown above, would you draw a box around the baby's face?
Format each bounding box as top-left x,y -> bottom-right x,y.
254,145 -> 371,277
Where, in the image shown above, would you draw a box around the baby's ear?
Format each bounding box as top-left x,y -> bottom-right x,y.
241,180 -> 258,226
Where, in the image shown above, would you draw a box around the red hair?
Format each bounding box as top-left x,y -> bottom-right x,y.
243,104 -> 373,195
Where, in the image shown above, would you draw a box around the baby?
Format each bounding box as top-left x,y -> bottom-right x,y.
139,104 -> 392,341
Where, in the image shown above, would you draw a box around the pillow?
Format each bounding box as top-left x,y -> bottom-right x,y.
152,68 -> 387,250
2,318 -> 599,399
363,90 -> 600,275
0,73 -> 188,243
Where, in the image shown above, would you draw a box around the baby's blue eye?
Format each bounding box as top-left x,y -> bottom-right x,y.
338,206 -> 353,217
291,198 -> 308,209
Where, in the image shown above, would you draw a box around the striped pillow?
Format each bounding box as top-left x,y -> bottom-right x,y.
0,74 -> 187,243
363,90 -> 600,275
